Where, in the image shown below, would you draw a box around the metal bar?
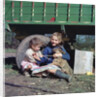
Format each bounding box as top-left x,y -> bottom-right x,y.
67,4 -> 70,21
44,2 -> 46,21
79,4 -> 83,22
20,1 -> 23,21
12,1 -> 14,21
32,2 -> 34,21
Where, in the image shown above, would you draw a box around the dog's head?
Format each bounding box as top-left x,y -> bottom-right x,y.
53,48 -> 65,54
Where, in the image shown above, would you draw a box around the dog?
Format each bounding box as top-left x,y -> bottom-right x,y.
51,47 -> 73,75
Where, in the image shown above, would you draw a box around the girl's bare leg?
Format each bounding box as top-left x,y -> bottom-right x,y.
47,69 -> 57,74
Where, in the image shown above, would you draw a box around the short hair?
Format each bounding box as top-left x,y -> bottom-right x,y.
29,37 -> 43,47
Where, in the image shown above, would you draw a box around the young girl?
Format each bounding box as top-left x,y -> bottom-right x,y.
34,32 -> 72,82
21,37 -> 52,77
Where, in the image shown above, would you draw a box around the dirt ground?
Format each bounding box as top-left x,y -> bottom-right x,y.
5,52 -> 95,97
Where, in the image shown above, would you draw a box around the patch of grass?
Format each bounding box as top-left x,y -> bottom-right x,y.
5,49 -> 16,53
68,74 -> 95,93
76,74 -> 95,82
5,69 -> 19,75
5,64 -> 13,69
69,87 -> 86,93
5,64 -> 19,75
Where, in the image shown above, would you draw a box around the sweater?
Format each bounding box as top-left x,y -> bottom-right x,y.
36,44 -> 70,65
24,48 -> 42,63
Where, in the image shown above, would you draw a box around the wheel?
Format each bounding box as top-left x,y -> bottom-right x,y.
16,35 -> 50,69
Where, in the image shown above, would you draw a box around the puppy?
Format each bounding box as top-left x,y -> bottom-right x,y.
51,48 -> 73,75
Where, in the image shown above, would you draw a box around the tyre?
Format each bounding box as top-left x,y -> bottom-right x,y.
16,35 -> 50,69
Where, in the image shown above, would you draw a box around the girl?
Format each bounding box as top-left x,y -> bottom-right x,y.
21,37 -> 52,77
33,32 -> 72,82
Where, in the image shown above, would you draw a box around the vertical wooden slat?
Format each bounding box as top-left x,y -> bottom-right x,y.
56,3 -> 58,21
32,2 -> 34,21
79,4 -> 83,22
12,1 -> 14,21
20,1 -> 23,21
67,4 -> 70,21
44,2 -> 46,21
91,5 -> 95,22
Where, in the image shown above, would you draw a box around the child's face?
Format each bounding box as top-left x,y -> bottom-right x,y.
51,36 -> 61,47
31,44 -> 41,52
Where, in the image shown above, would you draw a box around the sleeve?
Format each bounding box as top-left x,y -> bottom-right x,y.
61,47 -> 70,60
36,57 -> 47,64
43,47 -> 49,55
38,51 -> 43,57
36,47 -> 49,64
25,49 -> 36,62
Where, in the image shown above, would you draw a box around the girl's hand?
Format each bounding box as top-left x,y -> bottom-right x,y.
39,54 -> 43,58
32,53 -> 41,61
53,53 -> 62,58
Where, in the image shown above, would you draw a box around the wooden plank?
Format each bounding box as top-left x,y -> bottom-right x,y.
12,1 -> 14,21
91,5 -> 95,22
20,1 -> 23,21
55,3 -> 58,21
79,4 -> 82,22
32,2 -> 34,21
67,4 -> 70,21
44,2 -> 46,21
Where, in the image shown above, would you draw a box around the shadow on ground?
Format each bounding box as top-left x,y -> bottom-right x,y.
5,57 -> 23,74
5,57 -> 16,65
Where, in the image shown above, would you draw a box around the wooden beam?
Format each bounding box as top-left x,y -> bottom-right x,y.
91,5 -> 95,22
79,4 -> 83,22
12,1 -> 14,21
67,4 -> 70,21
55,3 -> 58,21
20,1 -> 23,21
32,2 -> 34,21
44,2 -> 46,21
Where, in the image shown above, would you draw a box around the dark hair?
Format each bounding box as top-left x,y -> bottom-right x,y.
29,37 -> 43,47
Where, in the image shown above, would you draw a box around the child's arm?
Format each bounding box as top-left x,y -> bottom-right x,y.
61,47 -> 70,60
36,47 -> 53,64
36,47 -> 50,64
32,53 -> 41,61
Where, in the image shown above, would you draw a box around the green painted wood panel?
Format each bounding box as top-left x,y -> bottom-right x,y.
14,2 -> 20,21
46,3 -> 56,21
81,5 -> 92,22
57,4 -> 68,21
5,1 -> 95,25
70,4 -> 80,22
22,2 -> 32,21
5,1 -> 12,21
34,2 -> 44,21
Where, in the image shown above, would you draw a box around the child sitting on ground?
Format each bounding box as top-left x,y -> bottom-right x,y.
33,32 -> 72,82
21,37 -> 51,77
